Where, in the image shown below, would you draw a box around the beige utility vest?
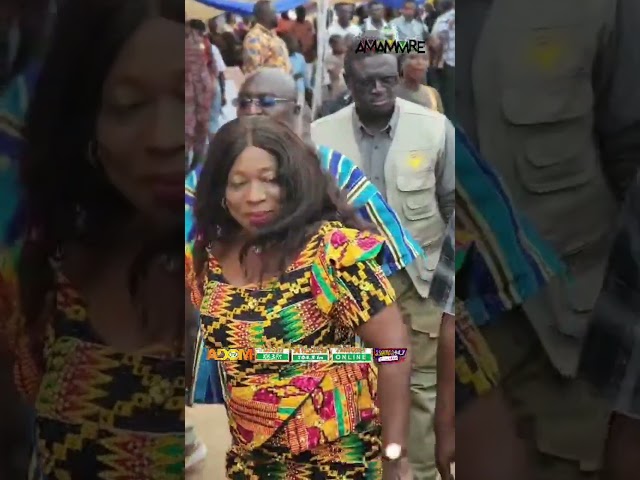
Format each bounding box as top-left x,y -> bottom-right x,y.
311,99 -> 447,298
472,0 -> 618,374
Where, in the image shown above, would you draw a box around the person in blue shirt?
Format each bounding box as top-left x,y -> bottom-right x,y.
279,33 -> 310,99
186,67 -> 426,404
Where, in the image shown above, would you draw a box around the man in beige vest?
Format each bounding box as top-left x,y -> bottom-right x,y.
311,37 -> 455,480
456,0 -> 640,478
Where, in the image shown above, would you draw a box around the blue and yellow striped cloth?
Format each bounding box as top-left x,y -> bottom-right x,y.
185,145 -> 425,278
455,128 -> 566,325
1,63 -> 39,247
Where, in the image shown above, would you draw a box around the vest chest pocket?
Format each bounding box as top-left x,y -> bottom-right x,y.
501,80 -> 599,193
397,173 -> 437,221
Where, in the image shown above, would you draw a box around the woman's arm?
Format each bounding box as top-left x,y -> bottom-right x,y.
357,304 -> 412,449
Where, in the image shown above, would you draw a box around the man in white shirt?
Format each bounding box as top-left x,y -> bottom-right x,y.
391,0 -> 429,41
210,42 -> 228,134
362,0 -> 398,40
326,3 -> 362,40
430,0 -> 454,118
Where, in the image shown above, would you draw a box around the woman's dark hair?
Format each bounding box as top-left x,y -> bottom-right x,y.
193,116 -> 370,288
18,0 -> 184,357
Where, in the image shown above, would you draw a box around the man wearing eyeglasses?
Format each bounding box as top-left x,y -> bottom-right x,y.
310,31 -> 455,480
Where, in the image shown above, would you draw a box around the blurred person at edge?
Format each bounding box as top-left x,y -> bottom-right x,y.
1,0 -> 186,477
456,0 -> 640,478
186,116 -> 413,479
186,18 -> 214,168
188,19 -> 227,136
0,2 -> 52,477
580,173 -> 640,480
311,33 -> 455,480
429,0 -> 453,118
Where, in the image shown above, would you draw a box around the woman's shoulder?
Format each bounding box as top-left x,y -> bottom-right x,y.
312,222 -> 385,269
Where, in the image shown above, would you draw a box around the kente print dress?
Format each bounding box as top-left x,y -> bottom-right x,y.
2,256 -> 185,479
187,222 -> 396,479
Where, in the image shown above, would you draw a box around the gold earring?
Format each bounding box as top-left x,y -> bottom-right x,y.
221,198 -> 227,210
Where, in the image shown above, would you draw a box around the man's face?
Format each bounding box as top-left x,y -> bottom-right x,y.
336,5 -> 352,24
369,3 -> 384,22
236,79 -> 298,127
403,3 -> 416,19
348,54 -> 398,116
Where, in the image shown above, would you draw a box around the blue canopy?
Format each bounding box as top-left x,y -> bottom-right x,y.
194,0 -> 307,15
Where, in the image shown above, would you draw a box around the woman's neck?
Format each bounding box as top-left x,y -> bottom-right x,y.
401,77 -> 422,91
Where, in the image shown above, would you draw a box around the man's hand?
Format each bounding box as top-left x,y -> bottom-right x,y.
435,418 -> 455,479
382,457 -> 412,480
435,312 -> 455,479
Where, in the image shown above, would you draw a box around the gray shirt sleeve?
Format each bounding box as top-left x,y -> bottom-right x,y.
435,118 -> 455,223
595,0 -> 640,198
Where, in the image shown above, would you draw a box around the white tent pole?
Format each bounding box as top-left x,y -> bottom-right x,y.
311,0 -> 328,120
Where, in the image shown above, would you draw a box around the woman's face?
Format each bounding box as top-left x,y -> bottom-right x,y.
403,52 -> 429,78
225,146 -> 282,234
96,17 -> 184,228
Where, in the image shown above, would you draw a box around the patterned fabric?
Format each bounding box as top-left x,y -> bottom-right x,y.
186,222 -> 394,477
455,128 -> 566,327
580,174 -> 640,419
429,212 -> 454,316
185,28 -> 214,164
431,9 -> 455,67
3,258 -> 185,478
0,62 -> 38,247
185,146 -> 424,278
242,24 -> 292,75
453,127 -> 566,410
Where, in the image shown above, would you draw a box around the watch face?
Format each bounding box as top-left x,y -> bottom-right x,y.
385,443 -> 401,459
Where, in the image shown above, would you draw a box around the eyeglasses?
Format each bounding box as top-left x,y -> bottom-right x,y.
233,95 -> 297,109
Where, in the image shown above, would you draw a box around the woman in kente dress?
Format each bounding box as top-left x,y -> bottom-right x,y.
186,116 -> 413,479
0,0 -> 185,477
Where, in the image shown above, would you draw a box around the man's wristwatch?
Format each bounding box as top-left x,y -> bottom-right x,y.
382,443 -> 407,461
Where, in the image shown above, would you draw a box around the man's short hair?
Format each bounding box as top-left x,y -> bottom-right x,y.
188,19 -> 206,33
253,0 -> 271,18
344,31 -> 396,78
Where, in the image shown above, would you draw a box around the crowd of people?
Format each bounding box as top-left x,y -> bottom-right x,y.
186,0 -> 455,132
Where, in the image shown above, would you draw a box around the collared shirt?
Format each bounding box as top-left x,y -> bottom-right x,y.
362,18 -> 399,40
350,100 -> 456,223
391,17 -> 429,41
455,128 -> 566,325
351,106 -> 399,195
431,9 -> 455,67
242,23 -> 292,75
429,212 -> 455,315
185,145 -> 424,277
